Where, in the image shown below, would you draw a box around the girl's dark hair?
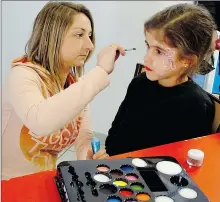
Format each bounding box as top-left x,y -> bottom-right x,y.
144,3 -> 217,78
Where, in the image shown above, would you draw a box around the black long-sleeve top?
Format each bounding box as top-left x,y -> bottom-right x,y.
105,73 -> 215,156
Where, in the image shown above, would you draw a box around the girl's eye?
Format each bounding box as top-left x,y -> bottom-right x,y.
145,45 -> 149,52
156,49 -> 163,55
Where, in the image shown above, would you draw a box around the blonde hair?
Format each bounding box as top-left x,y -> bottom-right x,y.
144,3 -> 216,80
24,2 -> 95,95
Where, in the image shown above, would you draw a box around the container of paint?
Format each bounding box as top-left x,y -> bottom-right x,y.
55,156 -> 208,202
187,149 -> 204,167
91,137 -> 100,154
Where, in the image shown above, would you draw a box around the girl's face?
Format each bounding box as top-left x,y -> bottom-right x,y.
144,30 -> 188,84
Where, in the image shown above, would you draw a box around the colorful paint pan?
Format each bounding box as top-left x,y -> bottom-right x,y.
156,161 -> 182,175
107,195 -> 122,202
179,188 -> 198,199
113,178 -> 128,187
170,175 -> 188,187
132,158 -> 148,167
109,169 -> 123,178
96,164 -> 110,172
120,164 -> 134,172
155,196 -> 174,202
93,172 -> 111,183
125,198 -> 138,202
130,182 -> 144,191
99,184 -> 117,194
119,188 -> 134,197
125,173 -> 139,181
136,192 -> 151,201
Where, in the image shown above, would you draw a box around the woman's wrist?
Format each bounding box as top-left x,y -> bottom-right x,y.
95,65 -> 108,75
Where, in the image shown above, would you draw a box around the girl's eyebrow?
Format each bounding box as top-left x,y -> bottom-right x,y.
145,40 -> 168,53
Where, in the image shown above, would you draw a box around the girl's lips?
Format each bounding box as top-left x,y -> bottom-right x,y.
215,38 -> 220,50
145,66 -> 152,71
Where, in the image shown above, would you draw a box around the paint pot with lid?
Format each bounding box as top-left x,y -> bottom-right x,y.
187,149 -> 204,167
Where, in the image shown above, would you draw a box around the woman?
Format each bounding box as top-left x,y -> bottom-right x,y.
2,2 -> 125,180
105,3 -> 217,156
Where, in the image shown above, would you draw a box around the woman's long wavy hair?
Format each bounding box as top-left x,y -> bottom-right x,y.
24,2 -> 95,95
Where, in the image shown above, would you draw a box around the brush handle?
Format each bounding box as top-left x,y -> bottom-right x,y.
115,50 -> 120,61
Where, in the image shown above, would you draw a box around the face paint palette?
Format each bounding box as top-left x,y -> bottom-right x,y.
54,156 -> 209,202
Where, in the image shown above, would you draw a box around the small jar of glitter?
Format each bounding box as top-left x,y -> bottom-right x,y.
187,149 -> 204,167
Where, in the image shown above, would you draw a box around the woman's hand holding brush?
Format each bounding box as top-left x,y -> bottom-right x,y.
96,44 -> 136,75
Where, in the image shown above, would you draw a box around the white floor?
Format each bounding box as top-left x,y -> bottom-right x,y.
56,132 -> 107,165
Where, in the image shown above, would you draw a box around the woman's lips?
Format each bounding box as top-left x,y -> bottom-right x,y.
145,66 -> 152,71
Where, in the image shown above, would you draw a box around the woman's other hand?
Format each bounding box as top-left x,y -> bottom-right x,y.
86,145 -> 109,160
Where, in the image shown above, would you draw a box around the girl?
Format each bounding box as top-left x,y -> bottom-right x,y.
2,2 -> 125,179
105,3 -> 218,156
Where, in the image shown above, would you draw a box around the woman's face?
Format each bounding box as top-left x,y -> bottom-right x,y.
144,30 -> 188,83
61,13 -> 94,69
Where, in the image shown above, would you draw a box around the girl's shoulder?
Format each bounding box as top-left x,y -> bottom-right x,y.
185,81 -> 215,115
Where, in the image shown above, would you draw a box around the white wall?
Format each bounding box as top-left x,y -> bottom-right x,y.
2,1 -> 193,134
204,31 -> 220,94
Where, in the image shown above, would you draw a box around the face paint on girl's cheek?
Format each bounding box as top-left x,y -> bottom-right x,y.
151,59 -> 170,77
162,48 -> 176,70
151,41 -> 177,71
146,38 -> 177,74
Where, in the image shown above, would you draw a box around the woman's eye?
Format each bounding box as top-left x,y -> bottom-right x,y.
75,33 -> 83,38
